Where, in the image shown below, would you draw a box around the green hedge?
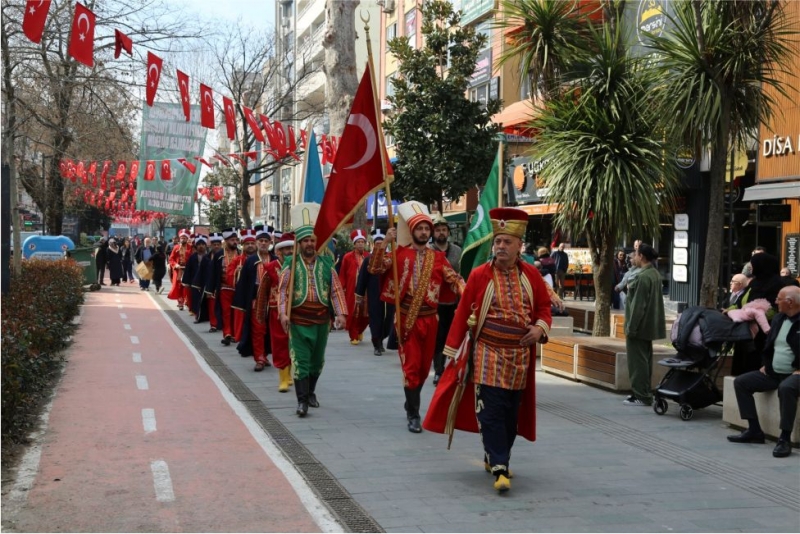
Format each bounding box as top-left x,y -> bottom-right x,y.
2,259 -> 84,443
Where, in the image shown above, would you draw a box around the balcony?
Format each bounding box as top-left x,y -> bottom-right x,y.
296,70 -> 325,103
297,0 -> 323,33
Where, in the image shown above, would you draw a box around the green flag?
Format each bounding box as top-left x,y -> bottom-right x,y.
460,149 -> 500,280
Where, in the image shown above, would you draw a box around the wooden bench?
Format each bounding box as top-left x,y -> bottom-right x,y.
565,307 -> 595,333
536,316 -> 574,358
722,376 -> 800,444
541,336 -> 580,379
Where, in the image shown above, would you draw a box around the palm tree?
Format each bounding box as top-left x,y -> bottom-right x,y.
530,19 -> 680,336
647,0 -> 793,307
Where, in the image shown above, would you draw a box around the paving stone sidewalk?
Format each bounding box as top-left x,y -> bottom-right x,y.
163,292 -> 800,533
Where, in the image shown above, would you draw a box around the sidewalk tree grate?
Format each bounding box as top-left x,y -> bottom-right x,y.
540,400 -> 800,512
164,309 -> 384,533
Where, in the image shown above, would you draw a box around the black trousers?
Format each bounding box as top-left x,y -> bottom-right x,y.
734,371 -> 800,431
476,384 -> 523,476
433,302 -> 457,376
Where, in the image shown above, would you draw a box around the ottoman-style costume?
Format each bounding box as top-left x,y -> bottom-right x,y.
340,228 -> 371,345
167,229 -> 193,310
355,229 -> 393,355
208,228 -> 241,345
229,228 -> 256,343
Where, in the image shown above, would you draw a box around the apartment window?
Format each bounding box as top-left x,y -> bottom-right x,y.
469,85 -> 488,108
386,74 -> 396,98
386,22 -> 397,43
405,9 -> 416,50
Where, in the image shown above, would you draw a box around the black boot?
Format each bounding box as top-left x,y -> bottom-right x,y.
308,375 -> 320,408
379,340 -> 385,354
295,378 -> 310,417
405,387 -> 422,433
372,338 -> 382,356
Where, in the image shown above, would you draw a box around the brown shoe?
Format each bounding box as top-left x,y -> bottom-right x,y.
254,362 -> 266,372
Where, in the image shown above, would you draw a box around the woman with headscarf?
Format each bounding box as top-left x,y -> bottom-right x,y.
121,238 -> 135,283
95,238 -> 108,285
728,253 -> 783,375
106,238 -> 124,286
151,244 -> 168,294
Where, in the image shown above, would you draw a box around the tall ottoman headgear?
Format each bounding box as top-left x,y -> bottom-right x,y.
396,201 -> 432,246
275,232 -> 295,251
291,202 -> 320,241
178,229 -> 190,238
240,228 -> 257,243
350,229 -> 367,243
489,207 -> 528,240
221,228 -> 238,240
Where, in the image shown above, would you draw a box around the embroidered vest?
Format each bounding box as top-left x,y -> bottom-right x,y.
292,255 -> 334,308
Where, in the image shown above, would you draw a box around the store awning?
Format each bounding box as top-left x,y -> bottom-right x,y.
491,99 -> 538,128
443,212 -> 467,224
742,181 -> 800,201
518,203 -> 560,216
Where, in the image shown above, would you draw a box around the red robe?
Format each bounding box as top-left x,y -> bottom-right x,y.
167,244 -> 193,300
340,250 -> 370,339
423,260 -> 552,442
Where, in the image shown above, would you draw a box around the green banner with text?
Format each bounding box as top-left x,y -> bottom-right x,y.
135,102 -> 207,216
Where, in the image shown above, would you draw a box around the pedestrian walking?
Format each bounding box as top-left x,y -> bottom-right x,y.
229,228 -> 257,344
623,243 -> 665,407
135,237 -> 156,291
266,233 -> 295,391
95,238 -> 108,285
355,229 -> 394,356
167,230 -> 193,310
151,244 -> 167,294
121,238 -> 134,283
106,238 -> 123,286
430,215 -> 462,386
612,249 -> 628,310
209,229 -> 242,345
424,207 -> 552,493
182,235 -> 211,323
551,243 -> 570,299
279,203 -> 347,418
368,201 -> 464,433
204,233 -> 224,332
340,229 -> 370,345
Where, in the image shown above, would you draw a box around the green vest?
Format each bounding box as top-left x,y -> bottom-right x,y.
292,255 -> 334,308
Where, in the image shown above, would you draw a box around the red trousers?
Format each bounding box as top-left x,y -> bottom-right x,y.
269,308 -> 290,369
251,309 -> 268,364
167,269 -> 189,305
399,314 -> 439,389
234,309 -> 245,342
184,284 -> 193,312
347,314 -> 370,342
207,297 -> 217,328
219,289 -> 235,338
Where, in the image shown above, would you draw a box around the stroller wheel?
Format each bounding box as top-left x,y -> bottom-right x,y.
653,398 -> 668,415
679,404 -> 694,421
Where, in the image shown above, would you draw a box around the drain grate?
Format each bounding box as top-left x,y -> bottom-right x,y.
539,400 -> 800,512
164,307 -> 383,533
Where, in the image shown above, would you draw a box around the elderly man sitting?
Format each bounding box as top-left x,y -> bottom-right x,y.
727,285 -> 800,458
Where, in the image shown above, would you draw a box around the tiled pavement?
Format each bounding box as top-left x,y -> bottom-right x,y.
163,292 -> 800,533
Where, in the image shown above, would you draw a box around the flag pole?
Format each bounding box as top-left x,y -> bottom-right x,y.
361,10 -> 402,344
497,140 -> 504,208
286,124 -> 315,325
297,120 -> 314,204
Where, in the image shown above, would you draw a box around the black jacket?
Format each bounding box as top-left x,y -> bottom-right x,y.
762,313 -> 800,376
673,306 -> 753,352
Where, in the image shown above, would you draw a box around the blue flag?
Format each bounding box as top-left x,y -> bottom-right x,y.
302,130 -> 325,203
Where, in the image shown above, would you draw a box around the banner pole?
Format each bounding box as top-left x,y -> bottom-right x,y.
361,10 -> 402,344
297,121 -> 314,204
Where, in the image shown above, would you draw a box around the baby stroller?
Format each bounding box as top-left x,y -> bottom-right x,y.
653,307 -> 751,420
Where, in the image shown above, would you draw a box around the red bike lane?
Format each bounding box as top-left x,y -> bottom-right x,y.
5,285 -> 332,532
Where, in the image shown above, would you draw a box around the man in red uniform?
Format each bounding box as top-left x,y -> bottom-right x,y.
167,229 -> 193,310
228,228 -> 256,345
369,201 -> 464,433
423,207 -> 552,493
259,233 -> 294,390
205,233 -> 223,332
213,228 -> 241,345
340,228 -> 370,345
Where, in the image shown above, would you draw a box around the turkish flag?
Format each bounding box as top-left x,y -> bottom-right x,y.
222,96 -> 236,140
114,29 -> 132,58
213,155 -> 230,166
242,106 -> 266,143
75,161 -> 86,180
59,159 -> 68,178
315,63 -> 393,252
177,158 -> 197,174
287,125 -> 300,161
262,115 -> 284,157
87,161 -> 97,185
177,69 -> 190,121
115,161 -> 127,182
67,3 -> 95,67
144,160 -> 156,181
129,160 -> 140,182
200,84 -> 215,129
23,0 -> 52,44
213,186 -> 224,202
146,52 -> 162,106
160,160 -> 172,180
244,151 -> 257,161
194,156 -> 214,169
320,135 -> 332,166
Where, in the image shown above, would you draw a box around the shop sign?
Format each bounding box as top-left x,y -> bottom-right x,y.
673,231 -> 689,248
673,248 -> 688,265
506,156 -> 548,204
785,233 -> 800,277
762,134 -> 798,158
470,49 -> 492,87
674,213 -> 689,231
460,0 -> 494,25
672,265 -> 688,282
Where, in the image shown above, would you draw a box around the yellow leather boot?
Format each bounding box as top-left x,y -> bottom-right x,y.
278,367 -> 290,393
287,364 -> 294,385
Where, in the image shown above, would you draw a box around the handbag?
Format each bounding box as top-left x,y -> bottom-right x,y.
135,261 -> 153,280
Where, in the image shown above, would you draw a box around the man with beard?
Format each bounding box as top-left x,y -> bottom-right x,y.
279,203 -> 347,417
355,229 -> 394,356
168,229 -> 193,310
369,201 -> 464,433
204,233 -> 224,332
340,229 -> 371,345
208,228 -> 241,344
430,215 -> 462,385
234,226 -> 276,371
259,233 -> 295,390
229,229 -> 257,345
182,235 -> 210,323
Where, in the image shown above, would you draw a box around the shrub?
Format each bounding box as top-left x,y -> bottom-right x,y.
1,259 -> 84,443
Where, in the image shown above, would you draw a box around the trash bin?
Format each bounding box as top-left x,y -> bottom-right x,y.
70,247 -> 97,286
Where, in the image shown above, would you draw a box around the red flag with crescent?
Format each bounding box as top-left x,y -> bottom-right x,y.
200,84 -> 215,129
146,52 -> 162,106
314,63 -> 393,251
67,3 -> 95,67
129,160 -> 140,182
242,106 -> 266,143
23,0 -> 52,44
222,96 -> 236,140
177,69 -> 190,121
114,29 -> 132,58
144,160 -> 156,181
160,160 -> 172,181
177,158 -> 197,174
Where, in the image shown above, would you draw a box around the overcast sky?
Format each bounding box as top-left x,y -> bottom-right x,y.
182,0 -> 276,29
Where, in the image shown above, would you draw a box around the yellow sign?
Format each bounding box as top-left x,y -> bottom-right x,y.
725,148 -> 749,181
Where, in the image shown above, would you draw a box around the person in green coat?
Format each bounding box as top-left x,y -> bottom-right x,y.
623,243 -> 665,406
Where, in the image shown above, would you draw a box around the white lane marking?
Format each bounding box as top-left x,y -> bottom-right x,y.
150,291 -> 342,532
133,352 -> 142,363
142,409 -> 157,433
136,375 -> 149,390
120,313 -> 127,319
130,336 -> 140,344
150,460 -> 175,502
115,298 -> 121,303
117,305 -> 123,309
124,324 -> 132,330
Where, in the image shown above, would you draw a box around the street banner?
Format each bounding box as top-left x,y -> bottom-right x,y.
460,148 -> 500,280
135,102 -> 207,216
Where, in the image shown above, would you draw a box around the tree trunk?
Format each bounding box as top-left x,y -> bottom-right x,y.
241,168 -> 252,227
2,21 -> 22,275
700,98 -> 732,308
589,231 -> 615,337
324,0 -> 364,230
